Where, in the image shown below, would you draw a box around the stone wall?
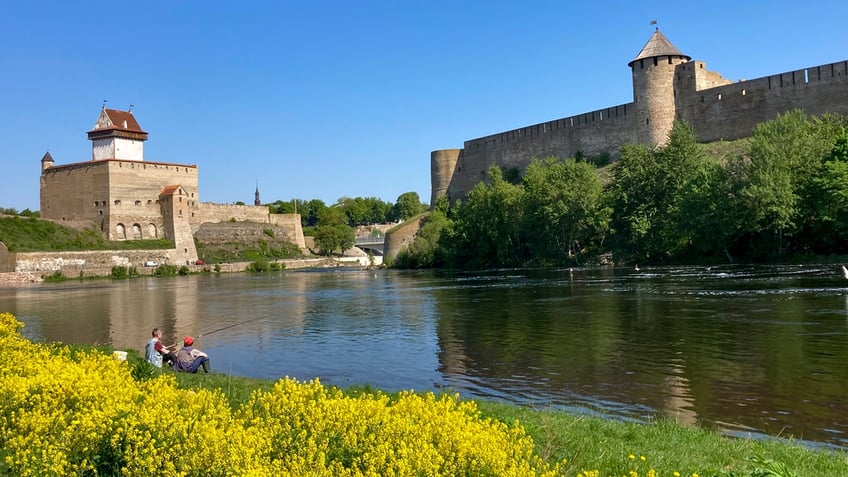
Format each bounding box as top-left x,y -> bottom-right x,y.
13,249 -> 180,275
443,101 -> 637,201
198,202 -> 269,225
0,242 -> 13,273
679,59 -> 848,142
434,55 -> 848,204
194,221 -> 303,246
384,214 -> 427,262
40,159 -> 199,240
269,213 -> 306,248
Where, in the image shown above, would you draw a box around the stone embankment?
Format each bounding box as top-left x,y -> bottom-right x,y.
0,272 -> 43,285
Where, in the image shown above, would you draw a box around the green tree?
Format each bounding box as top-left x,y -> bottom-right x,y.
391,192 -> 427,222
302,199 -> 327,227
445,167 -> 526,268
807,128 -> 848,253
313,224 -> 355,256
316,206 -> 347,227
522,157 -> 609,264
607,121 -> 706,263
738,110 -> 842,257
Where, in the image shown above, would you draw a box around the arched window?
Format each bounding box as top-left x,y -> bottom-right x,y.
148,224 -> 158,238
116,223 -> 127,240
132,224 -> 142,239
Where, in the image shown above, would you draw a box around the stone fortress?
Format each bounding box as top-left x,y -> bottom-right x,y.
33,106 -> 305,268
430,29 -> 848,205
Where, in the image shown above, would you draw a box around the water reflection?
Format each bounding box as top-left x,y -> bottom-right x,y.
1,265 -> 847,448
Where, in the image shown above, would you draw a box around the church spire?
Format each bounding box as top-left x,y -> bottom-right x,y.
254,182 -> 261,206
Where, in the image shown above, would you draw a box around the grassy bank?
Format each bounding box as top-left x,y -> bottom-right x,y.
0,215 -> 171,251
170,368 -> 848,476
3,326 -> 846,476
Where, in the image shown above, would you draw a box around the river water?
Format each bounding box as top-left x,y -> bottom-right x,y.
1,265 -> 847,449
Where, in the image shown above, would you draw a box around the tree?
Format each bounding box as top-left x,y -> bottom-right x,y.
737,110 -> 842,257
445,167 -> 527,268
316,205 -> 346,227
607,121 -> 707,263
302,199 -> 327,227
522,157 -> 609,264
313,224 -> 355,256
391,192 -> 426,222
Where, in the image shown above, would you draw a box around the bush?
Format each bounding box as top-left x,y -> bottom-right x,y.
42,270 -> 66,282
110,266 -> 128,278
178,265 -> 190,276
0,312 -> 562,476
153,264 -> 179,276
247,258 -> 270,272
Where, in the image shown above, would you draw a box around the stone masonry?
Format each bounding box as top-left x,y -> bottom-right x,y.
431,29 -> 848,205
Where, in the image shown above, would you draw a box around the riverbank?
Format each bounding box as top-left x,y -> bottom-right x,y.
2,308 -> 847,476
170,368 -> 848,476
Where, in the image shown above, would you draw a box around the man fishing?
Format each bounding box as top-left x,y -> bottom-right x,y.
145,328 -> 176,368
173,336 -> 211,373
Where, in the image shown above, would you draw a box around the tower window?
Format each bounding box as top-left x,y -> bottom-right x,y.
114,200 -> 121,205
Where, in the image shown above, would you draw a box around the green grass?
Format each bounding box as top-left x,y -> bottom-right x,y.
476,401 -> 848,476
153,360 -> 848,477
0,216 -> 172,252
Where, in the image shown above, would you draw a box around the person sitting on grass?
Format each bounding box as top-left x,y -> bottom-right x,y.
145,328 -> 176,368
173,336 -> 211,373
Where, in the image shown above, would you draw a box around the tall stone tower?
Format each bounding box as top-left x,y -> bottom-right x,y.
629,29 -> 690,147
87,106 -> 148,161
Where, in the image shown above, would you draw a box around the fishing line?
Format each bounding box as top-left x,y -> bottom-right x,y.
167,313 -> 271,348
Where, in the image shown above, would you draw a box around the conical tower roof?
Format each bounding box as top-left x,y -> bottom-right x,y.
628,29 -> 690,67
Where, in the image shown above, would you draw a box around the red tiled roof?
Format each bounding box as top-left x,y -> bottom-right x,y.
160,185 -> 181,196
88,108 -> 147,134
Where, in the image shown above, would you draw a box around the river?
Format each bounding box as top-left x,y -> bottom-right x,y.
1,264 -> 847,449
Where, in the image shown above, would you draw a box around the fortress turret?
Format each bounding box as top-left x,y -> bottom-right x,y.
629,29 -> 690,147
40,151 -> 54,171
87,106 -> 148,161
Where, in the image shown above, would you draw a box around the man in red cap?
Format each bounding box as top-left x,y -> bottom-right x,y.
173,336 -> 211,373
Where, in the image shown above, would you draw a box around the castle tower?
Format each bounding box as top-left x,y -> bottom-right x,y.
87,106 -> 148,161
40,151 -> 54,171
629,29 -> 690,147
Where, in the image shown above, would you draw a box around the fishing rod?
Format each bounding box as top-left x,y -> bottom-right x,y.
166,313 -> 271,348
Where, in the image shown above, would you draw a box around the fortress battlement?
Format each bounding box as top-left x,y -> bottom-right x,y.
431,30 -> 848,205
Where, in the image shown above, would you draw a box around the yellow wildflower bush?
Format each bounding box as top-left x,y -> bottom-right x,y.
240,378 -> 561,476
0,313 -> 562,476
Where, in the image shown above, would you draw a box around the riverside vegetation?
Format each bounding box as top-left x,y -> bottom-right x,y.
393,111 -> 848,268
1,313 -> 846,476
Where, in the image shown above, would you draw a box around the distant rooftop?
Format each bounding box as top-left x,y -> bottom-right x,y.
88,107 -> 147,134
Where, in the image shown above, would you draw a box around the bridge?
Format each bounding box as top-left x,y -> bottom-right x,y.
354,236 -> 385,255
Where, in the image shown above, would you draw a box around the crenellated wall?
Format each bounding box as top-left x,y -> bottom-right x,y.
40,159 -> 199,240
198,202 -> 270,225
442,102 -> 636,203
678,59 -> 848,142
433,52 -> 848,206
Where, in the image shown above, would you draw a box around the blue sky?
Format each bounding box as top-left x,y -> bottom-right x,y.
2,1 -> 847,211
